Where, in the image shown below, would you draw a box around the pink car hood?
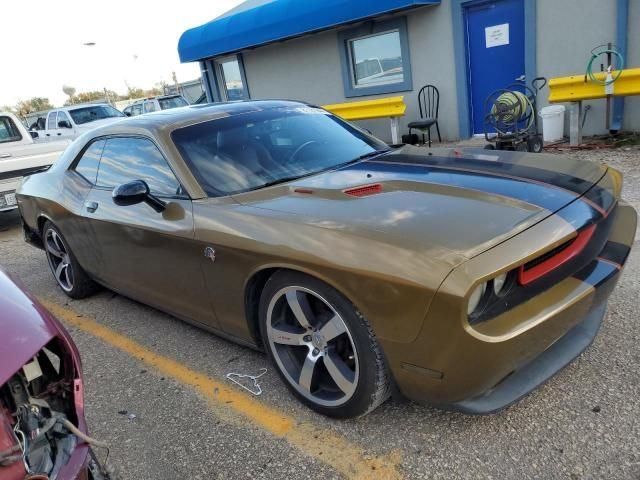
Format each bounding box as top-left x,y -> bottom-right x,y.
0,269 -> 58,384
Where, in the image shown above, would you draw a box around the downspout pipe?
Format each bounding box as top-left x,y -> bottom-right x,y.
611,0 -> 629,132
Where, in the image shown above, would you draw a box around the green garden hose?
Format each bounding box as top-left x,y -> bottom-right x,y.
586,45 -> 624,85
490,90 -> 534,133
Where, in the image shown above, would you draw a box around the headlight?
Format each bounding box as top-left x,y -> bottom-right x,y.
467,282 -> 487,315
493,273 -> 508,295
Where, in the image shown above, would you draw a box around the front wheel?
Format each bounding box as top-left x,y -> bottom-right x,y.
43,221 -> 98,299
259,271 -> 390,418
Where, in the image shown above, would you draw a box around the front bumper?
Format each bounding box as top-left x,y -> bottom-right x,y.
386,201 -> 636,412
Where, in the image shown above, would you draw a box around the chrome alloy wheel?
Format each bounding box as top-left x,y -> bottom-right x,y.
266,286 -> 359,407
44,228 -> 74,292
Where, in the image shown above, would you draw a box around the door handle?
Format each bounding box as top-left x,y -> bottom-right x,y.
0,153 -> 11,158
57,133 -> 62,136
85,201 -> 99,213
46,133 -> 50,136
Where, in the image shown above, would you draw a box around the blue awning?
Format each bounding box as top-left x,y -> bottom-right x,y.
178,0 -> 439,63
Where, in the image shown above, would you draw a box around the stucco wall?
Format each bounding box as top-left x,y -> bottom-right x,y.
536,0 -> 638,135
242,4 -> 458,143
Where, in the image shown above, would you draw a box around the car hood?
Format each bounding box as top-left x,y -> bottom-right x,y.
235,146 -> 607,260
0,269 -> 58,384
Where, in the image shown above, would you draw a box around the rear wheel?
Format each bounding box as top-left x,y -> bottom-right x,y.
528,134 -> 544,153
259,271 -> 390,418
43,221 -> 98,299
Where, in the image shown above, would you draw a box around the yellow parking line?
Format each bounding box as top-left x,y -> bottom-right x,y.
40,299 -> 404,480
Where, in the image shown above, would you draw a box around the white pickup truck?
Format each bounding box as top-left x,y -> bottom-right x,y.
0,112 -> 69,211
40,103 -> 125,141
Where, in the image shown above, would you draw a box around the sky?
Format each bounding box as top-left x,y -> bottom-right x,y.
0,0 -> 244,107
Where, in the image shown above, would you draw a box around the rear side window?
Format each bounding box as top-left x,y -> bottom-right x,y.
47,112 -> 57,130
96,137 -> 182,196
0,116 -> 22,143
74,139 -> 105,184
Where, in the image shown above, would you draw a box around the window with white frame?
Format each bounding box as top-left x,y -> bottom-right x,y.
338,17 -> 412,97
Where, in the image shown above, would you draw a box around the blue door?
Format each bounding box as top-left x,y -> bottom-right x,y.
465,0 -> 525,134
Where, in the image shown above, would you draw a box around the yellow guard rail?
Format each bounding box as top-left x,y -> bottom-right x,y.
548,68 -> 640,103
323,96 -> 407,143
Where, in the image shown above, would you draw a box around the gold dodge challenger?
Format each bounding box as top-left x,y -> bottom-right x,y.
16,101 -> 636,418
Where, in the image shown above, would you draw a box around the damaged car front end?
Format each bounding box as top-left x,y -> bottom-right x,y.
0,269 -> 109,480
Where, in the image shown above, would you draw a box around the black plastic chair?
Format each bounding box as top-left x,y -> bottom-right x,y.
408,85 -> 441,147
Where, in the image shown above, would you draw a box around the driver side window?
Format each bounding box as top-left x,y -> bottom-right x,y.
96,137 -> 183,197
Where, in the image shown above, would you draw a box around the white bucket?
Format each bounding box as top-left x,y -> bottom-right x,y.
539,105 -> 565,142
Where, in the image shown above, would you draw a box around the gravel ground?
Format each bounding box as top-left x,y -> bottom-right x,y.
0,146 -> 638,479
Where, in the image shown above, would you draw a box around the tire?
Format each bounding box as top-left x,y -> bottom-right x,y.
528,134 -> 544,153
483,144 -> 496,150
258,270 -> 390,418
515,141 -> 529,152
42,221 -> 98,299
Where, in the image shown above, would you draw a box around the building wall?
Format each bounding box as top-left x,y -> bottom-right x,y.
623,0 -> 640,131
536,0 -> 639,135
209,0 -> 637,142
242,4 -> 458,143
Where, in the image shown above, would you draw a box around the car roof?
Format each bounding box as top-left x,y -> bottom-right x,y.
85,100 -> 309,138
58,103 -> 112,112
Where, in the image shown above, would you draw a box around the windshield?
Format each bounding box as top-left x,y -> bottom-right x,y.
171,106 -> 389,196
68,105 -> 124,125
159,96 -> 188,110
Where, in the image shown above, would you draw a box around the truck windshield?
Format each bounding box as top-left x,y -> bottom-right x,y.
158,96 -> 188,110
171,106 -> 389,197
68,105 -> 124,125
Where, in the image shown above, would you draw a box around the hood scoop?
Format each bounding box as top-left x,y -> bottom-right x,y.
343,183 -> 383,197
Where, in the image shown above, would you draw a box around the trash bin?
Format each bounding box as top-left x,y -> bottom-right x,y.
539,105 -> 565,142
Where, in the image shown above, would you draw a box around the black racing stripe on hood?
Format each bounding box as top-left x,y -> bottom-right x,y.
347,159 -> 597,216
370,153 -> 613,212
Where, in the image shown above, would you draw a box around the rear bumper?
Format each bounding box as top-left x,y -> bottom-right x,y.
387,202 -> 636,411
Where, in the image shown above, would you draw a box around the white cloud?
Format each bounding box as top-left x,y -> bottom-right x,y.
0,0 -> 243,107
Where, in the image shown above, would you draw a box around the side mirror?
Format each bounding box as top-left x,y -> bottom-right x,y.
124,111 -> 132,117
58,120 -> 72,129
112,180 -> 166,212
30,131 -> 39,139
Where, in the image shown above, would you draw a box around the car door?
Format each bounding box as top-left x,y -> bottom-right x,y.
54,111 -> 76,139
143,101 -> 157,114
82,136 -> 218,327
44,111 -> 58,141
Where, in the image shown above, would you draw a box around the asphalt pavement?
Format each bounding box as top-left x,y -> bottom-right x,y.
1,147 -> 639,480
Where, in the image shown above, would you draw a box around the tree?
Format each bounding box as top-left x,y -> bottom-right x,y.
15,97 -> 54,116
64,90 -> 121,106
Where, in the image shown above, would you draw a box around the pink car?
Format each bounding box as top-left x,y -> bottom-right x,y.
0,269 -> 109,479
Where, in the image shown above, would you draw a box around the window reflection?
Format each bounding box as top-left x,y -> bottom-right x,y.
219,58 -> 246,101
350,30 -> 404,87
96,137 -> 181,196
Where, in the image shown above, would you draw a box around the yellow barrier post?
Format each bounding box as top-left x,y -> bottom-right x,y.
322,96 -> 407,144
547,67 -> 640,145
